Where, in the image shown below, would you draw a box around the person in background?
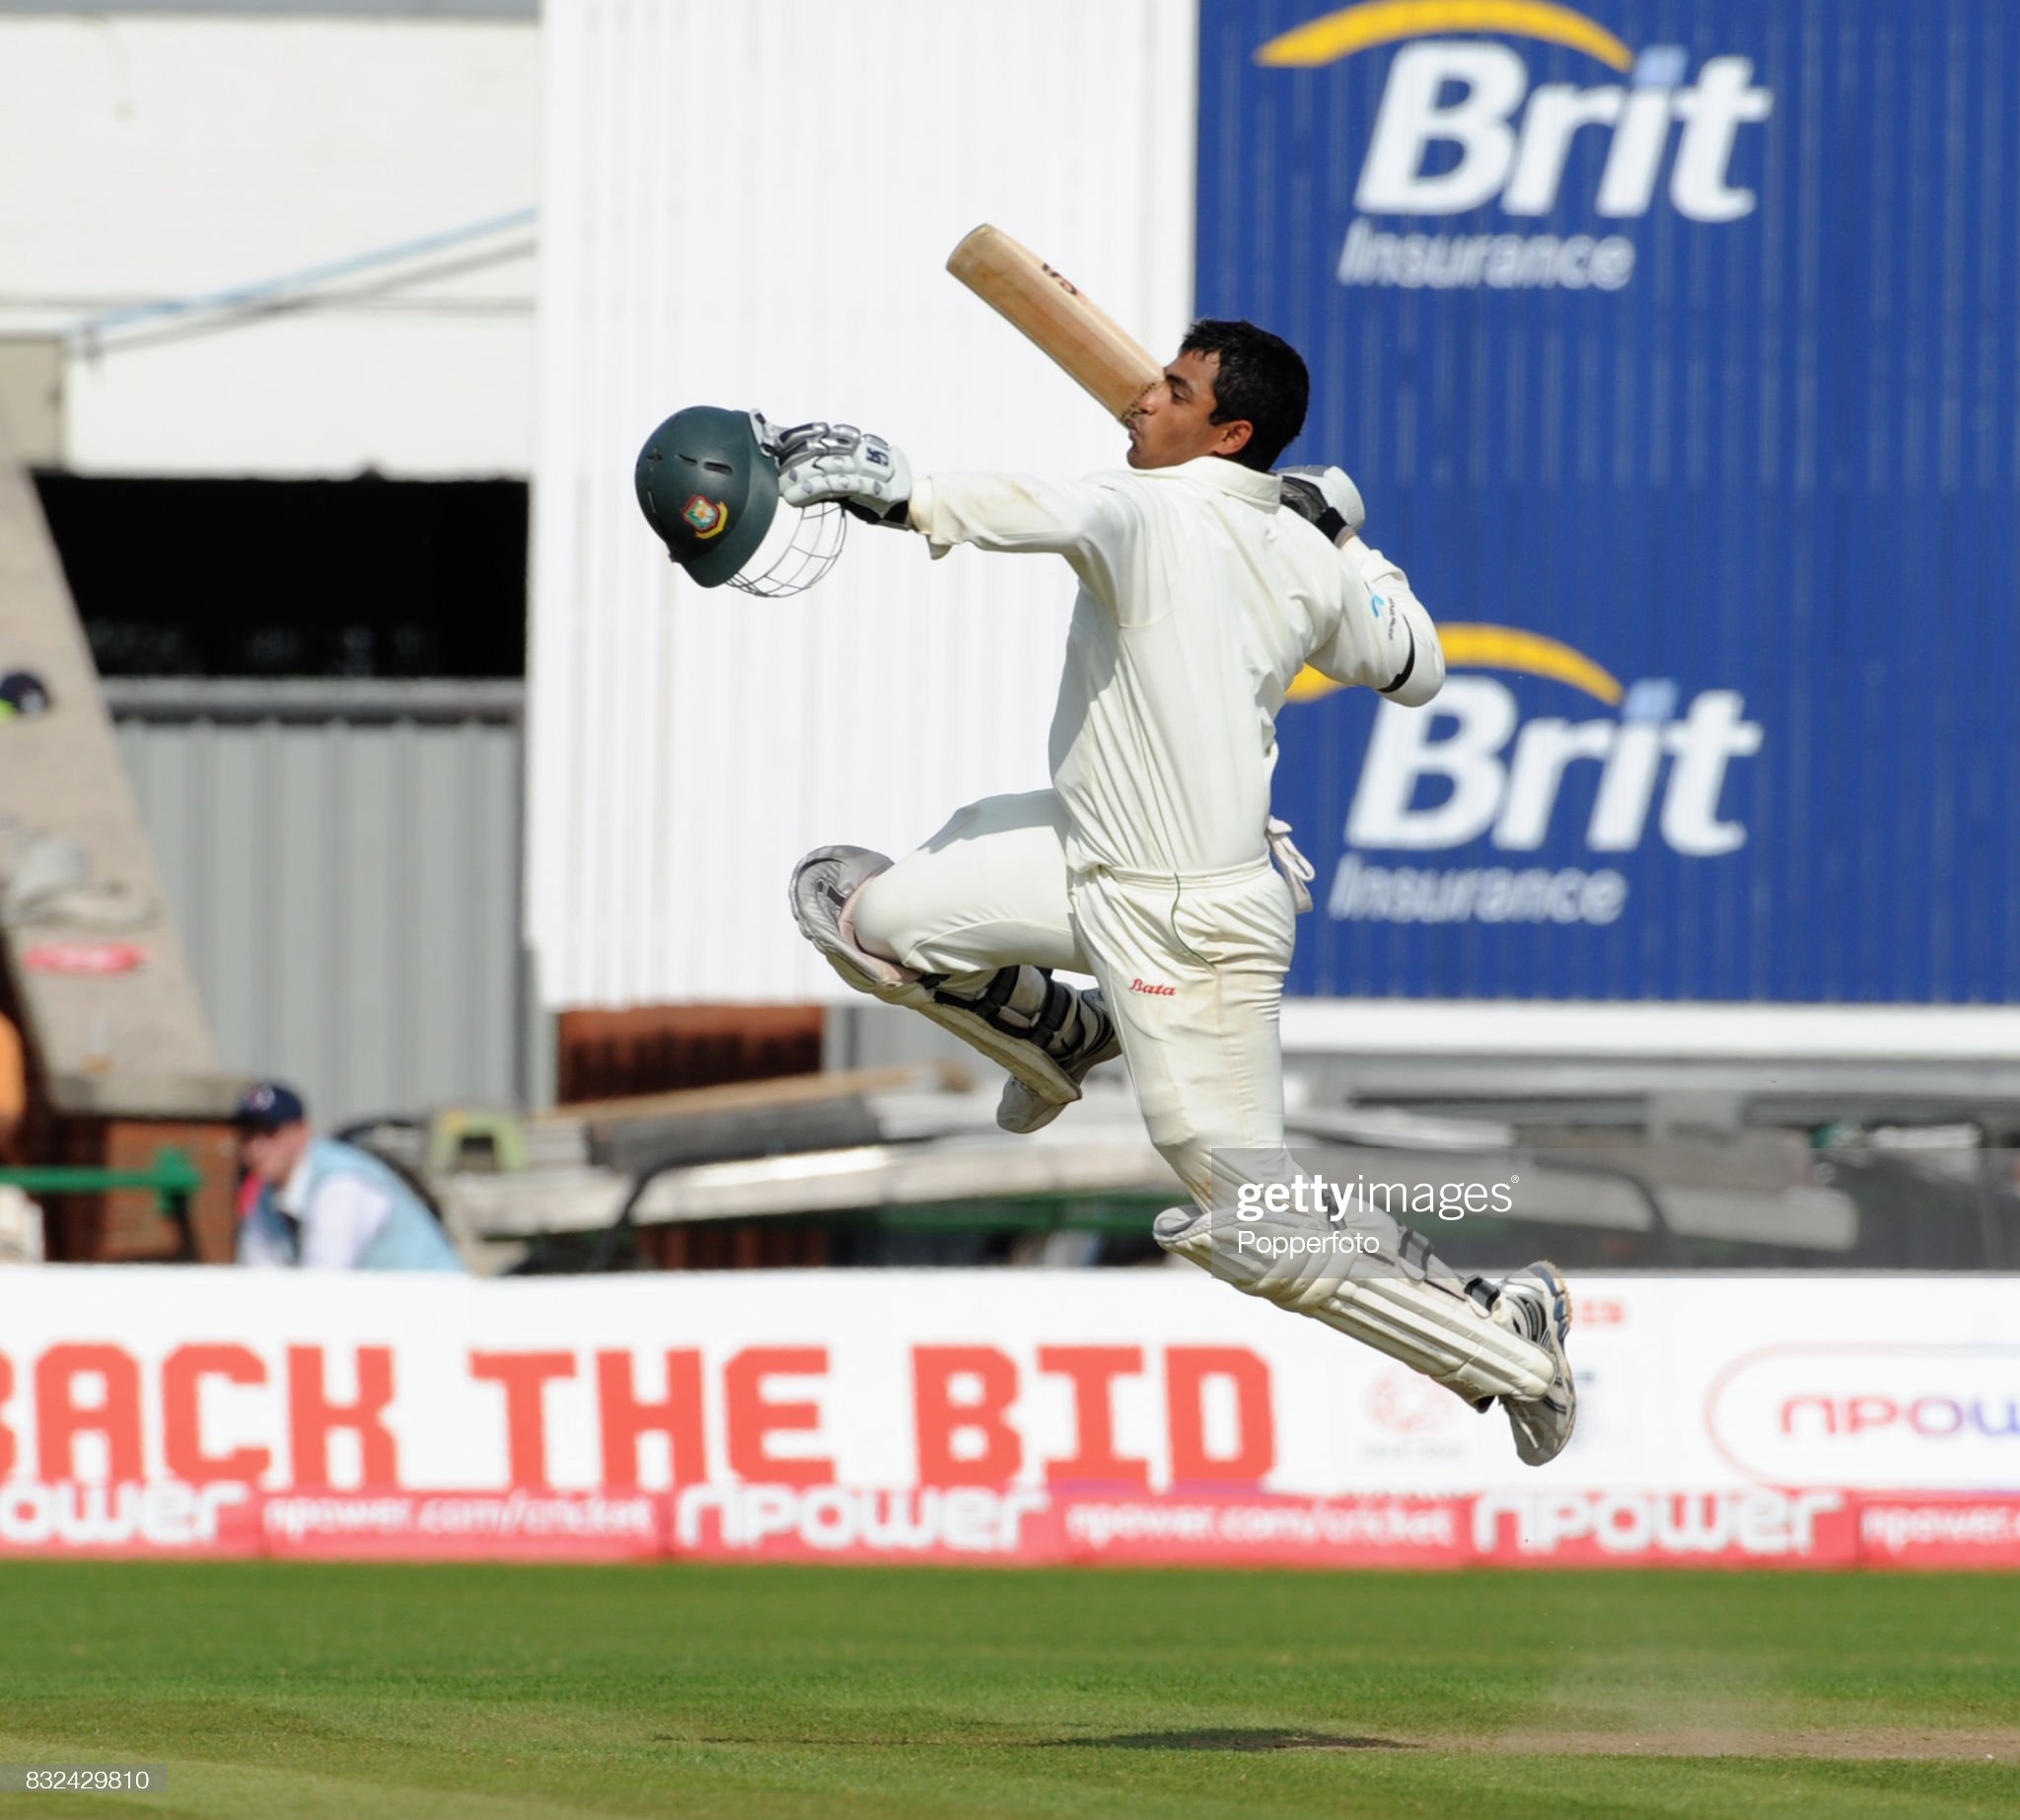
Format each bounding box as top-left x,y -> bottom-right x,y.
0,1008 -> 25,1162
233,1080 -> 463,1272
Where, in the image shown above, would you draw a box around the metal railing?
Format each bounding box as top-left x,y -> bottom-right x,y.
0,1148 -> 205,1258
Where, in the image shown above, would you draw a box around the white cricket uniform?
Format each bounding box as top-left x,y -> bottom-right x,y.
850,456 -> 1443,1205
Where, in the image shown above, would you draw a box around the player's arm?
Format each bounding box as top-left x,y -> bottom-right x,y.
773,422 -> 1128,569
1280,465 -> 1444,706
902,471 -> 1132,566
1315,540 -> 1444,706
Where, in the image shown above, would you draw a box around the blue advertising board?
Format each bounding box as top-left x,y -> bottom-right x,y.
1197,0 -> 2020,1002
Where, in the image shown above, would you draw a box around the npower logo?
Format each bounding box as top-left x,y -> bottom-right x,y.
1707,1345 -> 2020,1490
1291,627 -> 1763,927
1474,1487 -> 1845,1560
1255,1 -> 1773,290
0,1481 -> 250,1551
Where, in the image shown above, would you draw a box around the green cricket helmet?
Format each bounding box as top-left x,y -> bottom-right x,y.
634,406 -> 781,588
635,406 -> 848,596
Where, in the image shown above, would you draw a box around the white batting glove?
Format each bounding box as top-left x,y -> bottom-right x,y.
775,422 -> 913,526
1277,464 -> 1367,546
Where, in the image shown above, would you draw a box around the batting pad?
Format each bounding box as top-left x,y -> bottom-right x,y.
1153,1201 -> 1552,1404
790,845 -> 1079,1108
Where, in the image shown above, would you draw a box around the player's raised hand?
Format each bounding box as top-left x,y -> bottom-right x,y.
1277,464 -> 1366,546
775,422 -> 913,525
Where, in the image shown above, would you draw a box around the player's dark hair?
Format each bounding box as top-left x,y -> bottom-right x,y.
1180,319 -> 1309,470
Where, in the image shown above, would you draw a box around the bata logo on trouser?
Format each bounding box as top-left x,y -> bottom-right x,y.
674,1484 -> 1049,1556
1475,1488 -> 1844,1559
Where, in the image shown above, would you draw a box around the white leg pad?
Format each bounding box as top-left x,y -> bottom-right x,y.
903,988 -> 1079,1105
1154,1204 -> 1551,1404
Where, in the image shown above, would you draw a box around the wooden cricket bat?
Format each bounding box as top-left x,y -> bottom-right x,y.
946,224 -> 1164,422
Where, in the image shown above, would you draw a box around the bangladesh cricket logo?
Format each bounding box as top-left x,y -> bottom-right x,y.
683,494 -> 729,539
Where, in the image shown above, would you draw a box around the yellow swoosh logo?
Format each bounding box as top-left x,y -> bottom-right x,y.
1257,0 -> 1635,73
1289,622 -> 1625,704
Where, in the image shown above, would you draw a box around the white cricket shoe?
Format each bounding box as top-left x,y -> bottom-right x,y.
996,985 -> 1120,1133
1492,1262 -> 1577,1467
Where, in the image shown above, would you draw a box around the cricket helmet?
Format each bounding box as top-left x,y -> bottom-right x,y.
634,406 -> 845,596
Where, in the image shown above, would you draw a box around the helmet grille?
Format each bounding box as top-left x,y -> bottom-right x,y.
727,499 -> 848,599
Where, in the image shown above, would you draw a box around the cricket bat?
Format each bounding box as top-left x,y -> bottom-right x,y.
945,224 -> 1164,422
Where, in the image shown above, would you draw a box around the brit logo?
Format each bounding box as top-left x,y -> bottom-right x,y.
683,494 -> 729,539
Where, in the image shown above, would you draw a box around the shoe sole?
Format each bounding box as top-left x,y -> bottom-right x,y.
1511,1261 -> 1577,1466
1534,1259 -> 1574,1339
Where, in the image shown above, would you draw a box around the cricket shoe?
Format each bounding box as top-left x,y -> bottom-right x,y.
996,983 -> 1120,1133
1489,1262 -> 1576,1466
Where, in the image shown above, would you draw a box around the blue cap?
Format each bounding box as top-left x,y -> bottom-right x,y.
0,671 -> 51,720
233,1080 -> 307,1131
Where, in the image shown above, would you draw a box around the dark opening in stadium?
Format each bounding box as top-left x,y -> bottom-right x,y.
32,474 -> 527,679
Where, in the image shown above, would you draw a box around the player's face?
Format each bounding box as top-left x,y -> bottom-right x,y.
1125,348 -> 1255,470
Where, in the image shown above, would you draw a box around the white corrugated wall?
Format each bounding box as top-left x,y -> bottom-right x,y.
0,14 -> 539,476
530,0 -> 1196,1006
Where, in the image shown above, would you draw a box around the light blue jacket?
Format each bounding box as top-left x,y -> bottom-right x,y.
239,1137 -> 464,1273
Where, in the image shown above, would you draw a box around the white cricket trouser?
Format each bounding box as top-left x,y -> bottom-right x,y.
850,790 -> 1295,1206
846,793 -> 1557,1408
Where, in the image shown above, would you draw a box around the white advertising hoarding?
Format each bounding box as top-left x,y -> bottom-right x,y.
1,1268 -> 2015,1567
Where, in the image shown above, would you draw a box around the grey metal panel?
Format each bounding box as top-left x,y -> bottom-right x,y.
113,685 -> 524,1129
104,679 -> 525,720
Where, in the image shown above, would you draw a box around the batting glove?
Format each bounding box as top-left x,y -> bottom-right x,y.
775,422 -> 913,527
1277,464 -> 1366,546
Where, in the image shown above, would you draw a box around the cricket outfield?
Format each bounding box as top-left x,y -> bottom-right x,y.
2,1564 -> 2016,1817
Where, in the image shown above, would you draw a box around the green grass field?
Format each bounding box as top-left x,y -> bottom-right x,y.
2,1564 -> 2016,1819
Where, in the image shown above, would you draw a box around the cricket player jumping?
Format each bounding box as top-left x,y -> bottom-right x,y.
638,323 -> 1574,1465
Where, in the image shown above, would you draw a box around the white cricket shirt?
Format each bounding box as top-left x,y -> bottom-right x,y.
908,457 -> 1443,877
